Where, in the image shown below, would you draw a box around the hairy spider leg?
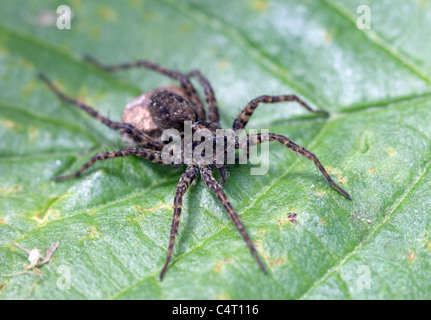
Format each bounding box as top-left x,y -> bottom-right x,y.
160,164 -> 200,280
237,133 -> 351,200
233,94 -> 328,131
187,70 -> 220,125
200,165 -> 267,274
217,166 -> 228,185
84,55 -> 207,121
54,148 -> 174,181
38,74 -> 163,150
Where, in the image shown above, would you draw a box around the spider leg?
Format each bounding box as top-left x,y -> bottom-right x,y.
233,95 -> 328,131
55,148 -> 174,180
160,164 -> 199,280
38,74 -> 163,150
187,70 -> 220,125
200,165 -> 267,274
237,133 -> 351,199
84,55 -> 206,121
217,166 -> 228,185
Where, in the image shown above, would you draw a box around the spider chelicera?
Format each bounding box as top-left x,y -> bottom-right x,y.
39,56 -> 351,280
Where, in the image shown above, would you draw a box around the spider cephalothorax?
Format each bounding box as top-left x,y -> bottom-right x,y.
39,56 -> 350,280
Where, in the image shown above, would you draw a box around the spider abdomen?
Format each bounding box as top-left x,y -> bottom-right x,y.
149,90 -> 197,131
121,86 -> 195,146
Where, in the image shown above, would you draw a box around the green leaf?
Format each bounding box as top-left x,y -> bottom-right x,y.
1,0 -> 431,299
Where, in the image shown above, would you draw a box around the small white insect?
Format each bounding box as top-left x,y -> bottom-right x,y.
0,237 -> 59,277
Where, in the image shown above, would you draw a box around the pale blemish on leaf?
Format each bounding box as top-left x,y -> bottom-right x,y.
143,11 -> 156,21
388,149 -> 396,156
137,204 -> 173,213
267,257 -> 287,268
325,166 -> 341,175
0,119 -> 21,130
97,7 -> 117,21
351,212 -> 372,226
276,218 -> 287,225
180,23 -> 193,33
90,27 -> 101,39
213,258 -> 232,272
87,226 -> 100,239
259,242 -> 288,268
34,208 -> 60,224
251,0 -> 268,12
325,31 -> 333,43
254,240 -> 287,268
338,176 -> 348,185
17,59 -> 32,69
22,80 -> 37,96
77,87 -> 90,101
217,60 -> 230,71
0,47 -> 9,55
70,0 -> 83,8
27,127 -> 39,140
0,185 -> 21,194
316,189 -> 327,197
129,0 -> 142,8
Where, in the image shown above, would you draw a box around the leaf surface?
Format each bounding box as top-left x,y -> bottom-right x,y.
0,0 -> 430,299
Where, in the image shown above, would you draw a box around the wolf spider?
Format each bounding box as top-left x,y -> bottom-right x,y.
39,56 -> 351,280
